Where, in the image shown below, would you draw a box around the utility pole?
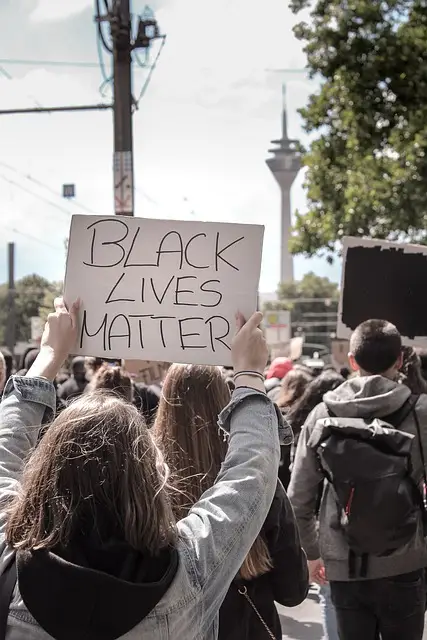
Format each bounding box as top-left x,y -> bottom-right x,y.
0,2 -> 165,220
5,243 -> 16,356
111,0 -> 134,217
97,1 -> 163,217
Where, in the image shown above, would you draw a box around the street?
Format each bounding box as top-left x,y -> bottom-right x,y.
279,586 -> 324,640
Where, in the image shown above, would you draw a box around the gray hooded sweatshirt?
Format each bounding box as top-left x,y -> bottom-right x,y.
288,374 -> 427,581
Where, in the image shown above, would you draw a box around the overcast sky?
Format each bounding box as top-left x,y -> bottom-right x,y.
0,0 -> 340,292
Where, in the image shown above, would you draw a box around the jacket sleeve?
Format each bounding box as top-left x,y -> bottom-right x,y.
264,482 -> 309,607
0,376 -> 56,537
287,404 -> 326,561
177,388 -> 280,626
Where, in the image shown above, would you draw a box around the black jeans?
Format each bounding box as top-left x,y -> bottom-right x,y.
330,570 -> 426,640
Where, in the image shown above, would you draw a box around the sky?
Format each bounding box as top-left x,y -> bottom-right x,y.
0,0 -> 340,294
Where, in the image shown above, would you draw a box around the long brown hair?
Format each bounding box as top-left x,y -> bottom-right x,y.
277,368 -> 312,410
153,364 -> 272,580
88,363 -> 133,402
6,391 -> 176,554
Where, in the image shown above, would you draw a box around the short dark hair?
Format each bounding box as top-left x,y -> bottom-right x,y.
71,356 -> 86,374
24,349 -> 40,371
350,319 -> 402,375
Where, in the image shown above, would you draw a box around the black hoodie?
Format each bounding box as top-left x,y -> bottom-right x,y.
218,482 -> 309,640
15,537 -> 178,640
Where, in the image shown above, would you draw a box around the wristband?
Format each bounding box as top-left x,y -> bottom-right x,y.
233,371 -> 265,383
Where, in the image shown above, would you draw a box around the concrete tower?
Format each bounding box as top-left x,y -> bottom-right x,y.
266,85 -> 301,283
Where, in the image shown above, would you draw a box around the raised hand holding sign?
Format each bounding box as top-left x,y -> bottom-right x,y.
64,215 -> 264,366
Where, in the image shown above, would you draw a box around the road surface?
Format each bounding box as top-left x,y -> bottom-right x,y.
279,586 -> 324,640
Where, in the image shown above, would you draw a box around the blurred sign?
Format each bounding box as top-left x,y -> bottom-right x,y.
331,339 -> 349,367
63,184 -> 75,199
269,336 -> 304,361
124,360 -> 169,385
114,152 -> 133,215
289,336 -> 304,360
264,310 -> 291,346
337,235 -> 427,347
264,311 -> 290,328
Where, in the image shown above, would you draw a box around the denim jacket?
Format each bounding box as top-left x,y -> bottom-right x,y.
0,376 -> 281,639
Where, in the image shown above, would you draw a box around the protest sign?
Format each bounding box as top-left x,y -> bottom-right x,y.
64,215 -> 264,365
337,236 -> 427,347
263,311 -> 291,347
331,339 -> 349,368
124,359 -> 169,384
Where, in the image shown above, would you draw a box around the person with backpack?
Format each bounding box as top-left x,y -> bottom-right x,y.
288,319 -> 427,640
0,299 -> 282,640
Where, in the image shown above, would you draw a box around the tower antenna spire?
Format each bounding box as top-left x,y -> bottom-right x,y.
281,83 -> 288,139
266,84 -> 301,284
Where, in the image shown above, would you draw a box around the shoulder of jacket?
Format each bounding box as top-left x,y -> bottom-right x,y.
304,402 -> 329,432
414,394 -> 427,420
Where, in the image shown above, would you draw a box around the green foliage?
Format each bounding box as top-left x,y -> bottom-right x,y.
264,273 -> 339,345
0,275 -> 58,345
290,0 -> 427,260
38,281 -> 63,325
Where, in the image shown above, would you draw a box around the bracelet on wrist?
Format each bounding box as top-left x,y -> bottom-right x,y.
233,371 -> 265,383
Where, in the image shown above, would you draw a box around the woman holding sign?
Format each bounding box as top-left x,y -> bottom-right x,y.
0,298 -> 282,640
154,364 -> 309,640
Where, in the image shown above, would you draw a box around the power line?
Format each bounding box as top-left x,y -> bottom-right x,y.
134,36 -> 166,108
1,223 -> 62,251
0,66 -> 12,80
0,58 -> 101,69
0,161 -> 99,215
0,63 -> 44,110
0,104 -> 112,115
96,0 -> 113,54
0,174 -> 74,218
0,58 -> 311,75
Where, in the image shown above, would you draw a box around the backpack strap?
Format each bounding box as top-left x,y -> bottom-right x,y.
382,394 -> 420,428
327,394 -> 418,427
0,543 -> 17,640
411,399 -> 427,492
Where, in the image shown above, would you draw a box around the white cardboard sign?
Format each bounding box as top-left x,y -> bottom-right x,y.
64,215 -> 264,365
337,235 -> 427,347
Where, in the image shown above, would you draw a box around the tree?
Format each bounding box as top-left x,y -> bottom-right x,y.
264,272 -> 339,347
0,275 -> 55,344
290,0 -> 427,261
38,281 -> 63,324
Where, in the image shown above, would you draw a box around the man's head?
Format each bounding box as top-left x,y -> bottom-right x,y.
24,349 -> 40,372
349,319 -> 402,377
71,356 -> 87,383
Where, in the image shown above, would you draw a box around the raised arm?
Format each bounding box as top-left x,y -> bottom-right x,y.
0,298 -> 78,535
177,312 -> 281,630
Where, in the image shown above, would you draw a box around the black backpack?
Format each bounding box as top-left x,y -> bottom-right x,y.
313,395 -> 427,578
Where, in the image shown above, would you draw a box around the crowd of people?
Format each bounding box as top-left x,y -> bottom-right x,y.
0,301 -> 427,640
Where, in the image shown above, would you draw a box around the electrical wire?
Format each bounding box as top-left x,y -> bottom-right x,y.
0,223 -> 62,251
0,66 -> 12,80
0,174 -> 74,218
134,36 -> 167,108
0,64 -> 45,110
95,0 -> 113,97
0,59 -> 100,69
0,162 -> 99,215
134,185 -> 161,206
97,29 -> 113,95
133,49 -> 149,68
95,0 -> 113,54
